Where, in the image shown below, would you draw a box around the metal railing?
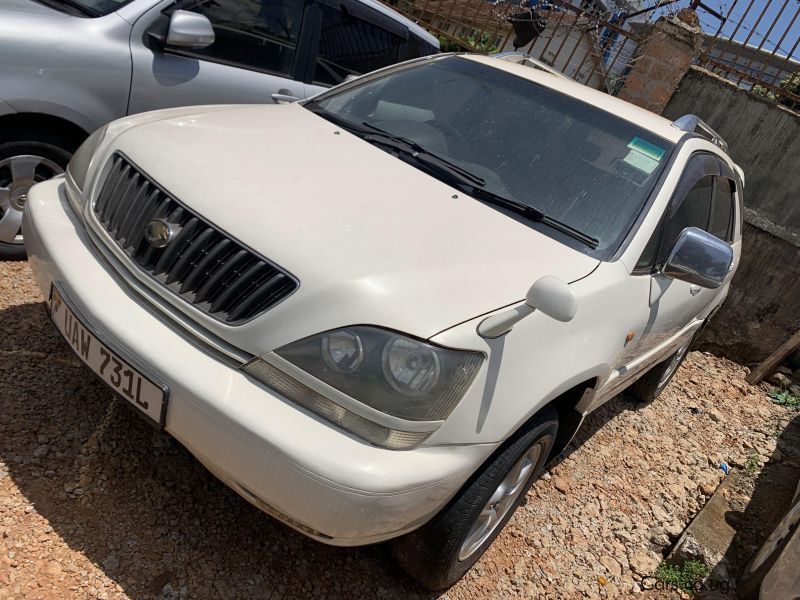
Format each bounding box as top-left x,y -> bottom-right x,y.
388,0 -> 800,107
694,0 -> 800,107
387,0 -> 660,93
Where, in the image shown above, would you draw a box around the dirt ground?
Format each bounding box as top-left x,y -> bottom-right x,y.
0,259 -> 797,599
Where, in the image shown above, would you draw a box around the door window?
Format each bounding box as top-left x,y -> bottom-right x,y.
709,177 -> 735,241
635,155 -> 720,272
661,175 -> 713,253
177,0 -> 306,77
313,4 -> 402,85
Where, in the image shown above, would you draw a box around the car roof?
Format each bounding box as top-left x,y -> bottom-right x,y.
463,54 -> 685,144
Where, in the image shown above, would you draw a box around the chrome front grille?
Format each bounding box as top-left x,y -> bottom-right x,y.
93,154 -> 298,325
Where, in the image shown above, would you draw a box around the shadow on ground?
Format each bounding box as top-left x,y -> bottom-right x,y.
707,412 -> 800,598
0,301 -> 629,599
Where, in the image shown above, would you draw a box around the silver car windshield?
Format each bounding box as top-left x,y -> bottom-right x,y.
308,56 -> 674,257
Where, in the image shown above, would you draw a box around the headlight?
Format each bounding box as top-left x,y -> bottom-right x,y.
243,326 -> 483,449
65,125 -> 108,211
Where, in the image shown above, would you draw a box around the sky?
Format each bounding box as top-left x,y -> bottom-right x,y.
653,0 -> 800,60
700,0 -> 800,58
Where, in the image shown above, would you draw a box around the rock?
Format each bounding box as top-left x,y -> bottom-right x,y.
599,555 -> 622,577
101,555 -> 119,571
33,444 -> 49,458
629,553 -> 660,576
708,410 -> 722,423
513,559 -> 525,577
553,477 -> 570,494
768,372 -> 791,388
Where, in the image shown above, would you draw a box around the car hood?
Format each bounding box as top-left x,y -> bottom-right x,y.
104,103 -> 600,352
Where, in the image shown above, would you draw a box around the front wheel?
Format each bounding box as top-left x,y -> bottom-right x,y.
0,139 -> 71,260
391,406 -> 558,590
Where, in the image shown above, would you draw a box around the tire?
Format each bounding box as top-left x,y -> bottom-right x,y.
0,134 -> 75,259
391,406 -> 558,590
629,338 -> 692,404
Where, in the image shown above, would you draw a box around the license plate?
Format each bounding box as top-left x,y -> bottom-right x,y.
49,285 -> 167,426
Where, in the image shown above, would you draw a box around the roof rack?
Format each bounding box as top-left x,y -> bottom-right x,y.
671,114 -> 729,153
493,52 -> 568,78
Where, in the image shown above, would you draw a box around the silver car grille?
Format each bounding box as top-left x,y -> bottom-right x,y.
93,154 -> 298,325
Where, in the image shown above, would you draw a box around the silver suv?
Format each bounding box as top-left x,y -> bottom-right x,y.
0,0 -> 438,258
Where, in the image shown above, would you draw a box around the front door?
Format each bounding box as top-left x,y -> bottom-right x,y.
128,0 -> 312,114
631,154 -> 739,358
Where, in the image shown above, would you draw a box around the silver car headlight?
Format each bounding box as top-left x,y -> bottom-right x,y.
65,125 -> 108,212
243,326 -> 483,450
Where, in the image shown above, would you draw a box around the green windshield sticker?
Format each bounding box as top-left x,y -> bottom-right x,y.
628,137 -> 665,161
623,150 -> 660,175
622,137 -> 665,176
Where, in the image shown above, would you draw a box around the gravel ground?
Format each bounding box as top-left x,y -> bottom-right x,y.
0,260 -> 796,599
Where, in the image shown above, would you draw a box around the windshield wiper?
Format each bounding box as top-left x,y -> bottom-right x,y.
32,0 -> 100,16
361,124 -> 598,248
469,188 -> 600,249
360,123 -> 486,187
305,108 -> 598,248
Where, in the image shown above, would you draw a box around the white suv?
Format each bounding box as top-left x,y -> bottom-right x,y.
24,54 -> 743,589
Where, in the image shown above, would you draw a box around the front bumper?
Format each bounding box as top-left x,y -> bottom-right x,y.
23,178 -> 496,545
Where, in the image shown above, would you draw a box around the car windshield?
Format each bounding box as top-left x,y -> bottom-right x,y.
308,56 -> 674,257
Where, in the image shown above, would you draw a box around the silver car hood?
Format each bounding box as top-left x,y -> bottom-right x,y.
101,103 -> 600,353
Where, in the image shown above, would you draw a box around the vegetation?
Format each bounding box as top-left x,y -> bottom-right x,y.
744,453 -> 760,475
767,388 -> 800,409
438,32 -> 500,54
752,71 -> 800,110
655,560 -> 711,595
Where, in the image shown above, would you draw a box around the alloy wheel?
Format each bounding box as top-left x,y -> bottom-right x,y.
458,441 -> 543,561
0,155 -> 64,244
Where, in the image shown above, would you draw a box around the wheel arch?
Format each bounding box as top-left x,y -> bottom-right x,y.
0,112 -> 90,151
503,376 -> 598,465
546,378 -> 597,459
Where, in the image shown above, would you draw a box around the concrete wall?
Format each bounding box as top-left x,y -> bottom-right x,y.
663,67 -> 800,364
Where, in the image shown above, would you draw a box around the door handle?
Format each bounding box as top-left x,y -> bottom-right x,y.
689,285 -> 702,296
271,89 -> 300,104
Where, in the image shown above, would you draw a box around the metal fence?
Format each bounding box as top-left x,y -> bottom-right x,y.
387,0 -> 800,106
694,0 -> 800,107
387,1 -> 694,93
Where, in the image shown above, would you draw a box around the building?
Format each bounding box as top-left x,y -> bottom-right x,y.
700,34 -> 800,91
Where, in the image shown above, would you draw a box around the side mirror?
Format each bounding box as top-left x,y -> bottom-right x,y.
166,10 -> 215,49
477,276 -> 577,338
525,275 -> 578,322
662,227 -> 733,289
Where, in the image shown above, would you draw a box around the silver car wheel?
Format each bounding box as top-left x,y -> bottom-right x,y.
458,442 -> 543,561
0,154 -> 63,244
